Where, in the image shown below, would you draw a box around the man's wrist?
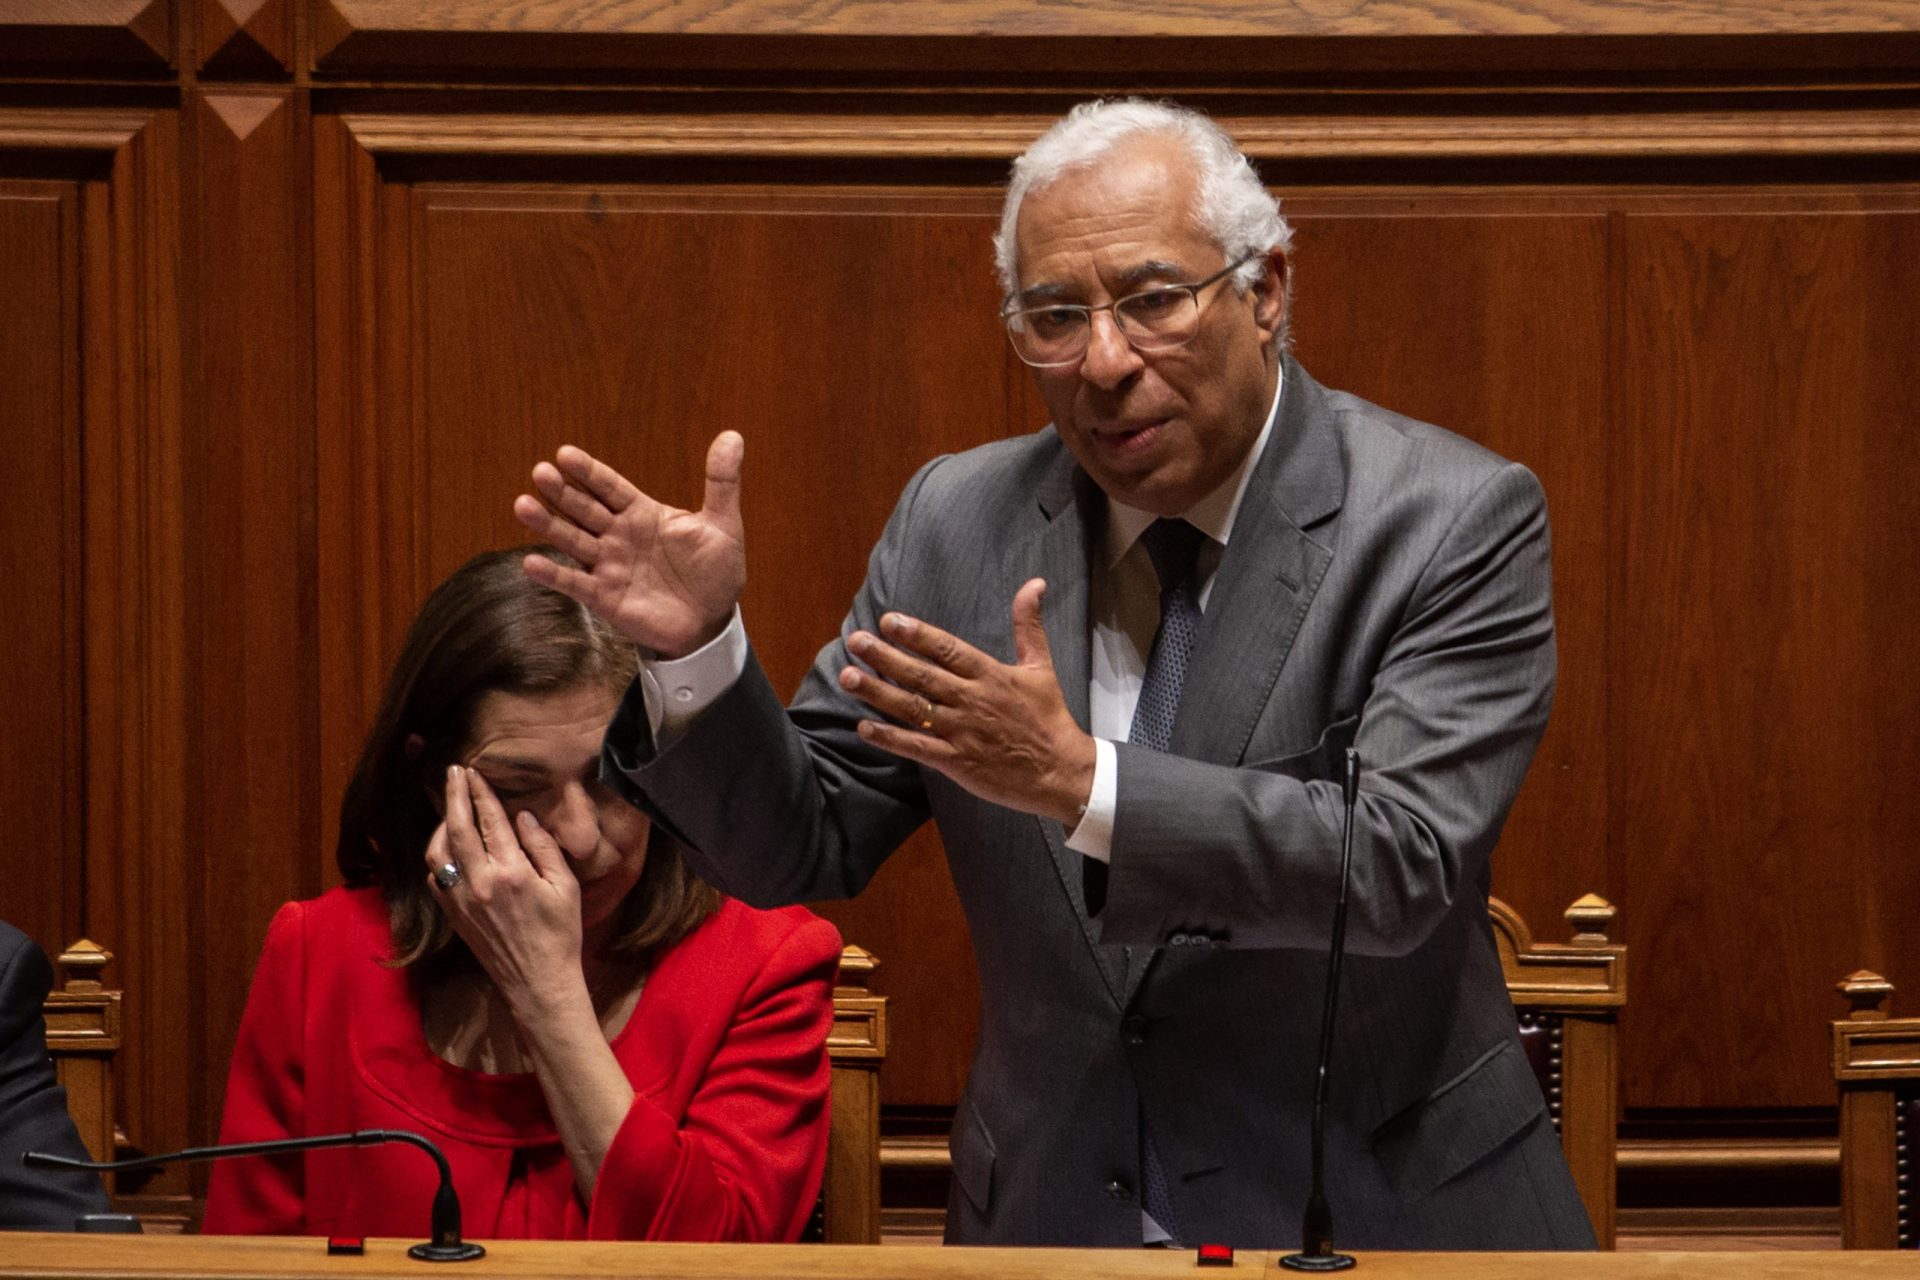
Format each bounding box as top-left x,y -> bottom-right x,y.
1051,733 -> 1099,826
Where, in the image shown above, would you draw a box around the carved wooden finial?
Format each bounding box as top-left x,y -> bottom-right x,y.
836,944 -> 878,993
56,938 -> 112,993
1839,969 -> 1894,1021
1565,894 -> 1615,947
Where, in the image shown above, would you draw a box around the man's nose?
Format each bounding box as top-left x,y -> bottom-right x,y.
1078,310 -> 1142,390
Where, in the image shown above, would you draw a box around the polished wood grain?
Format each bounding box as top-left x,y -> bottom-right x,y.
334,108 -> 1920,164
0,0 -> 171,69
1613,202 -> 1920,1110
1833,972 -> 1920,1248
0,108 -> 153,153
1493,896 -> 1627,1246
306,0 -> 1920,78
43,939 -> 123,1179
184,85 -> 320,1200
2,1233 -> 1917,1279
0,181 -> 85,965
195,0 -> 294,75
314,0 -> 1920,40
72,106 -> 190,1204
827,946 -> 887,1244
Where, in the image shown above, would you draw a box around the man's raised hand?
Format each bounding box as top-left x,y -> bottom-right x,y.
514,433 -> 746,659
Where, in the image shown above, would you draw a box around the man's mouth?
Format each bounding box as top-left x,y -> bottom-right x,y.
1094,418 -> 1169,456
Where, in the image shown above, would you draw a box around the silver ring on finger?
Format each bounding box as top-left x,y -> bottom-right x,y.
433,861 -> 463,892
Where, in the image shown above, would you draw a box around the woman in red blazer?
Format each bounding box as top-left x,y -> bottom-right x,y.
203,548 -> 839,1242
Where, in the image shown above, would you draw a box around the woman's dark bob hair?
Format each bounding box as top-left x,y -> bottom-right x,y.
336,545 -> 717,967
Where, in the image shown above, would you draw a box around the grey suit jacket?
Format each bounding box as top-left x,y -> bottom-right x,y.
608,356 -> 1594,1249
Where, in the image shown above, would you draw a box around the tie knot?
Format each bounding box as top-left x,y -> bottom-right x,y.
1138,518 -> 1207,596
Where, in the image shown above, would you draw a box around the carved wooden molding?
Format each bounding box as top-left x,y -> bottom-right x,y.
830,945 -> 888,1064
309,0 -> 1920,77
1835,1026 -> 1920,1080
316,0 -> 1920,41
1491,894 -> 1627,1010
197,0 -> 293,75
335,106 -> 1920,165
0,0 -> 170,68
0,108 -> 155,154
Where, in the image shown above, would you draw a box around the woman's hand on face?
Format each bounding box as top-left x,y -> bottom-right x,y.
425,764 -> 585,1015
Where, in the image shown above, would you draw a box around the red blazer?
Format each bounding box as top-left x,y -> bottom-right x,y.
202,887 -> 839,1241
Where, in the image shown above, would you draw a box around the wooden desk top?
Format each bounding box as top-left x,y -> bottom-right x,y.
0,1235 -> 1912,1280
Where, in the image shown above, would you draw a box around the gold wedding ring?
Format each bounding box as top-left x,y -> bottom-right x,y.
915,696 -> 937,731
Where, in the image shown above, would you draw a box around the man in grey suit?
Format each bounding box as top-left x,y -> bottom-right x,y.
515,99 -> 1593,1250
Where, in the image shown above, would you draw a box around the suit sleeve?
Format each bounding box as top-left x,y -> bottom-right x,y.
583,916 -> 839,1241
1103,462 -> 1556,955
201,901 -> 309,1233
604,459 -> 946,908
0,927 -> 111,1228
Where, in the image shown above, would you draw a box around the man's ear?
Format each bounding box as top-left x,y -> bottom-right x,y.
1251,247 -> 1289,343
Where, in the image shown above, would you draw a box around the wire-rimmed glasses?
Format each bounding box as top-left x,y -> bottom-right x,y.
1001,252 -> 1260,368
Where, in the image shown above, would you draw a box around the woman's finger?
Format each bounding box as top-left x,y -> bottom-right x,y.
514,810 -> 572,883
443,765 -> 492,866
465,770 -> 525,868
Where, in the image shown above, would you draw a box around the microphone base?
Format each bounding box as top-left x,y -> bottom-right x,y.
408,1242 -> 488,1262
1279,1251 -> 1357,1271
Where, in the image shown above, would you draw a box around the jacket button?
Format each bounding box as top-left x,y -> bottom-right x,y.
1106,1179 -> 1132,1201
1122,1015 -> 1148,1046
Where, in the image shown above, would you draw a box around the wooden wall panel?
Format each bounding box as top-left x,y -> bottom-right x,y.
184,86 -> 317,1179
307,0 -> 1920,78
316,165 -> 1016,1103
68,109 -> 191,1193
1613,203 -> 1920,1110
0,1 -> 171,70
0,182 -> 86,965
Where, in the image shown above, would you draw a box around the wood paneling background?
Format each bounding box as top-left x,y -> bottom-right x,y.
3,0 -> 1919,1217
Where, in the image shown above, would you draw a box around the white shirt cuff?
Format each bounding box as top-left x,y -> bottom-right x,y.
643,608 -> 748,745
1064,737 -> 1117,862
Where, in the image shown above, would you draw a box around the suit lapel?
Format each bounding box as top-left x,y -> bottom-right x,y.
1023,453 -> 1128,1007
1172,356 -> 1343,767
1123,358 -> 1345,1006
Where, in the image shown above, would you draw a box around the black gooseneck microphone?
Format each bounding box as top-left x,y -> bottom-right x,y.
1280,747 -> 1362,1272
25,1128 -> 486,1261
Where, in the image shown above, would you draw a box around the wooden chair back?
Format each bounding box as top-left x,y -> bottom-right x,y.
1488,894 -> 1627,1248
813,944 -> 888,1243
1833,970 -> 1920,1248
41,938 -> 123,1189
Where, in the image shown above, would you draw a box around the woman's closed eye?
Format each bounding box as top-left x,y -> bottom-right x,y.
477,775 -> 549,804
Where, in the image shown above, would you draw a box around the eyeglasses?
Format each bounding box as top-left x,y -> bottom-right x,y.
1000,253 -> 1260,368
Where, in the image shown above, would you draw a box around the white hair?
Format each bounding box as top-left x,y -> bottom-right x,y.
993,99 -> 1294,321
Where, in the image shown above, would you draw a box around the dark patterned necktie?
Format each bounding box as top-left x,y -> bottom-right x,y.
1129,517 -> 1206,1244
1128,518 -> 1208,753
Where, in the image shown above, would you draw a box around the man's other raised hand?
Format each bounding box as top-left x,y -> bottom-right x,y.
514,433 -> 746,660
